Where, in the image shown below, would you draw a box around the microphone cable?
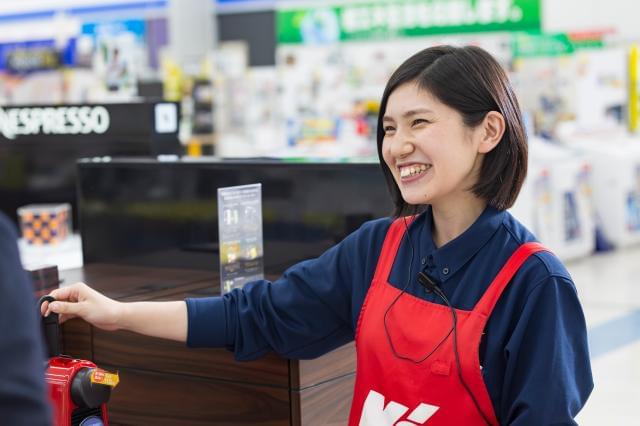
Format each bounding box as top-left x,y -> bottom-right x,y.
383,217 -> 454,363
381,216 -> 492,425
419,272 -> 492,426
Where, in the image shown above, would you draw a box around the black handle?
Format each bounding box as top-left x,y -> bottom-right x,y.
38,295 -> 60,358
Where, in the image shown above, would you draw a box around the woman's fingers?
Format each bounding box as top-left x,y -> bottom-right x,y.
40,300 -> 50,316
42,282 -> 88,317
57,313 -> 76,324
50,282 -> 86,303
48,301 -> 81,317
39,282 -> 122,331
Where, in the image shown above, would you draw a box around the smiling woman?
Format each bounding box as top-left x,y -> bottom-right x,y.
43,45 -> 593,426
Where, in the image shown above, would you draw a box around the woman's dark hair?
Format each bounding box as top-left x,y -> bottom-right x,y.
377,45 -> 527,217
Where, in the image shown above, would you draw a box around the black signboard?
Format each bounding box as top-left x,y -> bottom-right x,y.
0,102 -> 179,142
0,101 -> 182,227
6,47 -> 61,73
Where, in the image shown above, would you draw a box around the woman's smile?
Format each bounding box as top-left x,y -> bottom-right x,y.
398,163 -> 433,184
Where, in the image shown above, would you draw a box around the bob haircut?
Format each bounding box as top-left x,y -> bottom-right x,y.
377,45 -> 528,217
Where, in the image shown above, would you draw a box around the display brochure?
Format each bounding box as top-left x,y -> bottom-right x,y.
217,183 -> 264,294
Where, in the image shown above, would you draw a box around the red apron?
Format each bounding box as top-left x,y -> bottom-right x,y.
349,218 -> 546,425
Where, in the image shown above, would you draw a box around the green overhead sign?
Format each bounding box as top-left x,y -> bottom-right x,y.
277,0 -> 542,44
511,32 -> 574,58
511,31 -> 606,58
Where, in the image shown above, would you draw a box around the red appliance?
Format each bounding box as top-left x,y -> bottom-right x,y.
39,295 -> 113,426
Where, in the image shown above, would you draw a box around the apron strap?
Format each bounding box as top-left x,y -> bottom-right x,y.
372,216 -> 416,284
473,242 -> 549,317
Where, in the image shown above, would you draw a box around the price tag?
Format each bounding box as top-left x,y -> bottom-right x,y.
90,369 -> 119,388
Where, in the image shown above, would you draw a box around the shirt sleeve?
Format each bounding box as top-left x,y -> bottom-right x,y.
0,215 -> 51,426
186,218 -> 390,360
500,275 -> 593,425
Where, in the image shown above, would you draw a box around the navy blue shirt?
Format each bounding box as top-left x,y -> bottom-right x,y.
187,206 -> 593,424
0,213 -> 50,425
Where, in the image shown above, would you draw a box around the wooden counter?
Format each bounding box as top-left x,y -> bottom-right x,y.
60,264 -> 355,425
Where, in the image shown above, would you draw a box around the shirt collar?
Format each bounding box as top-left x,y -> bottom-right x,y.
417,205 -> 506,283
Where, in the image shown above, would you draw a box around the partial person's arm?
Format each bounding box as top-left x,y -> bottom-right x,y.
45,219 -> 390,360
0,215 -> 51,425
44,285 -> 187,342
500,275 -> 594,425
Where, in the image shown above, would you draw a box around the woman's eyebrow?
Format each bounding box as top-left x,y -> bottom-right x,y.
383,108 -> 433,122
402,108 -> 433,117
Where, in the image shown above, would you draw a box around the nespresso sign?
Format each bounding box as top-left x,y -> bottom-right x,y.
0,106 -> 110,139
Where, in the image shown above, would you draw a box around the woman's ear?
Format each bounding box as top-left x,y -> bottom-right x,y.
478,111 -> 505,154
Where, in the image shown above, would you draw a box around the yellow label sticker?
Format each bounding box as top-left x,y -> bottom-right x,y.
90,369 -> 119,388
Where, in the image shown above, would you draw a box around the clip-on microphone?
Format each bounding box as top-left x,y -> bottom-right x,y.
417,271 -> 439,294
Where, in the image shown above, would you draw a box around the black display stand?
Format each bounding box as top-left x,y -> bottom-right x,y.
76,158 -> 392,273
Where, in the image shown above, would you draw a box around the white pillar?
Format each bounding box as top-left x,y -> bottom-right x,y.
167,0 -> 216,75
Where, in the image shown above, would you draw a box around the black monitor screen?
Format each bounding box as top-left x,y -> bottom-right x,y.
77,159 -> 393,274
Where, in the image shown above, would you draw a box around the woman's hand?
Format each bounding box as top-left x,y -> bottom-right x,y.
41,282 -> 122,331
40,282 -> 188,342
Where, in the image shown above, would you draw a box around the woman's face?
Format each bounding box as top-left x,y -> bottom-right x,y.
381,82 -> 485,208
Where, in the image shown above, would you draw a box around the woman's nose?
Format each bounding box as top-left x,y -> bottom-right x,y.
389,136 -> 414,158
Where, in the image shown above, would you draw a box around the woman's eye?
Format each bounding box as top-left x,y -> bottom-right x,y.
412,118 -> 429,126
384,126 -> 396,133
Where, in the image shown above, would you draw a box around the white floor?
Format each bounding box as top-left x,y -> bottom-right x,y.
568,246 -> 640,425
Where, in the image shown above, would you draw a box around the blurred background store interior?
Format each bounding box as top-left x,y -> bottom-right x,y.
1,1 -> 640,424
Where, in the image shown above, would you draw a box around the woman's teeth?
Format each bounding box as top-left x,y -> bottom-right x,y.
400,164 -> 431,178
